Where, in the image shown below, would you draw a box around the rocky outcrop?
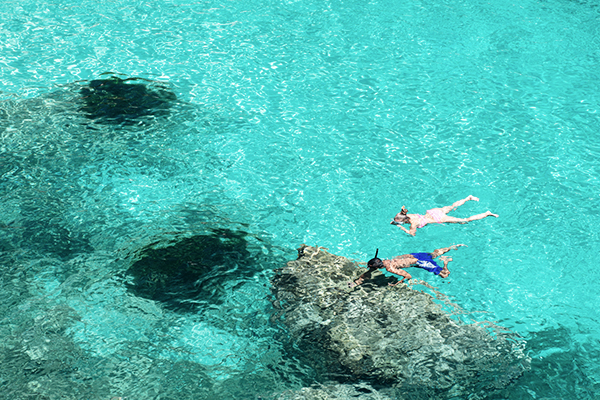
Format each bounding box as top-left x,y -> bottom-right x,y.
271,245 -> 529,399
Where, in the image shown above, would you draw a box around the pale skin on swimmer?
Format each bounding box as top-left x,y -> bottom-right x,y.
391,195 -> 499,237
349,244 -> 467,288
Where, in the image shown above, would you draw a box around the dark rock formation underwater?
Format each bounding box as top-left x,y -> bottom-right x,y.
79,74 -> 177,125
271,245 -> 530,399
125,228 -> 265,313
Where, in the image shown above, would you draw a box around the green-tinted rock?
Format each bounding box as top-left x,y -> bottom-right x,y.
271,245 -> 530,399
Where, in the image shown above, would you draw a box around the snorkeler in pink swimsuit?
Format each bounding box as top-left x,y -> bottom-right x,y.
391,195 -> 498,237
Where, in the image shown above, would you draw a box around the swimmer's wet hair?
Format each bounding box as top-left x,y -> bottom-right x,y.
367,249 -> 384,270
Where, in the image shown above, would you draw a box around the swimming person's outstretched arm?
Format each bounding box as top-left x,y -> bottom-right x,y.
387,268 -> 412,286
348,272 -> 367,288
395,223 -> 416,236
384,260 -> 412,286
391,217 -> 417,236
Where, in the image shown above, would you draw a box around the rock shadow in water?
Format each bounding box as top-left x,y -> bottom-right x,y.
0,303 -> 214,399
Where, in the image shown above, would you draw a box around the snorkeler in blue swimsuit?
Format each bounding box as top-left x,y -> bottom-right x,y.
349,245 -> 467,288
409,252 -> 444,275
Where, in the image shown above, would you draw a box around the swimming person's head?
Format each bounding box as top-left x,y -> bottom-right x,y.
392,211 -> 410,225
367,249 -> 384,270
349,249 -> 383,289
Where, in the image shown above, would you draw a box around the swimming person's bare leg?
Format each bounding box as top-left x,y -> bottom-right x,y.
441,195 -> 479,213
439,215 -> 469,224
430,244 -> 466,258
466,211 -> 499,221
438,256 -> 453,278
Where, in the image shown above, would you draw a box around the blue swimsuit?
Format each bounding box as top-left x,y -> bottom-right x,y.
410,253 -> 443,275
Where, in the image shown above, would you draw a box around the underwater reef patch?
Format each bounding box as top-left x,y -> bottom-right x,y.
0,302 -> 214,399
3,194 -> 93,261
125,228 -> 261,313
271,245 -> 530,399
79,74 -> 176,125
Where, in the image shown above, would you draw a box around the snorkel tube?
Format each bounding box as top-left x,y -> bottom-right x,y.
349,249 -> 383,288
367,248 -> 384,270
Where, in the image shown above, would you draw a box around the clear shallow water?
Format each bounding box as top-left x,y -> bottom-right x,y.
1,0 -> 599,398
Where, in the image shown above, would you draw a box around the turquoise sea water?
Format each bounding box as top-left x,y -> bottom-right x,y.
1,0 -> 599,398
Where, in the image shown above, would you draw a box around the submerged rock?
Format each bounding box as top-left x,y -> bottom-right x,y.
126,229 -> 259,313
276,382 -> 393,400
271,245 -> 530,399
79,74 -> 176,125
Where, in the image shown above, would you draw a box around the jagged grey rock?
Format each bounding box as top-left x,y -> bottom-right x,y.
271,245 -> 530,399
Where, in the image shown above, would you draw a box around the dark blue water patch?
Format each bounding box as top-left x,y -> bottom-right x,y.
78,74 -> 177,126
0,304 -> 99,398
125,228 -> 270,313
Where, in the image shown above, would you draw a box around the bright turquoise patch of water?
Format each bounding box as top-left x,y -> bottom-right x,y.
1,0 -> 599,398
